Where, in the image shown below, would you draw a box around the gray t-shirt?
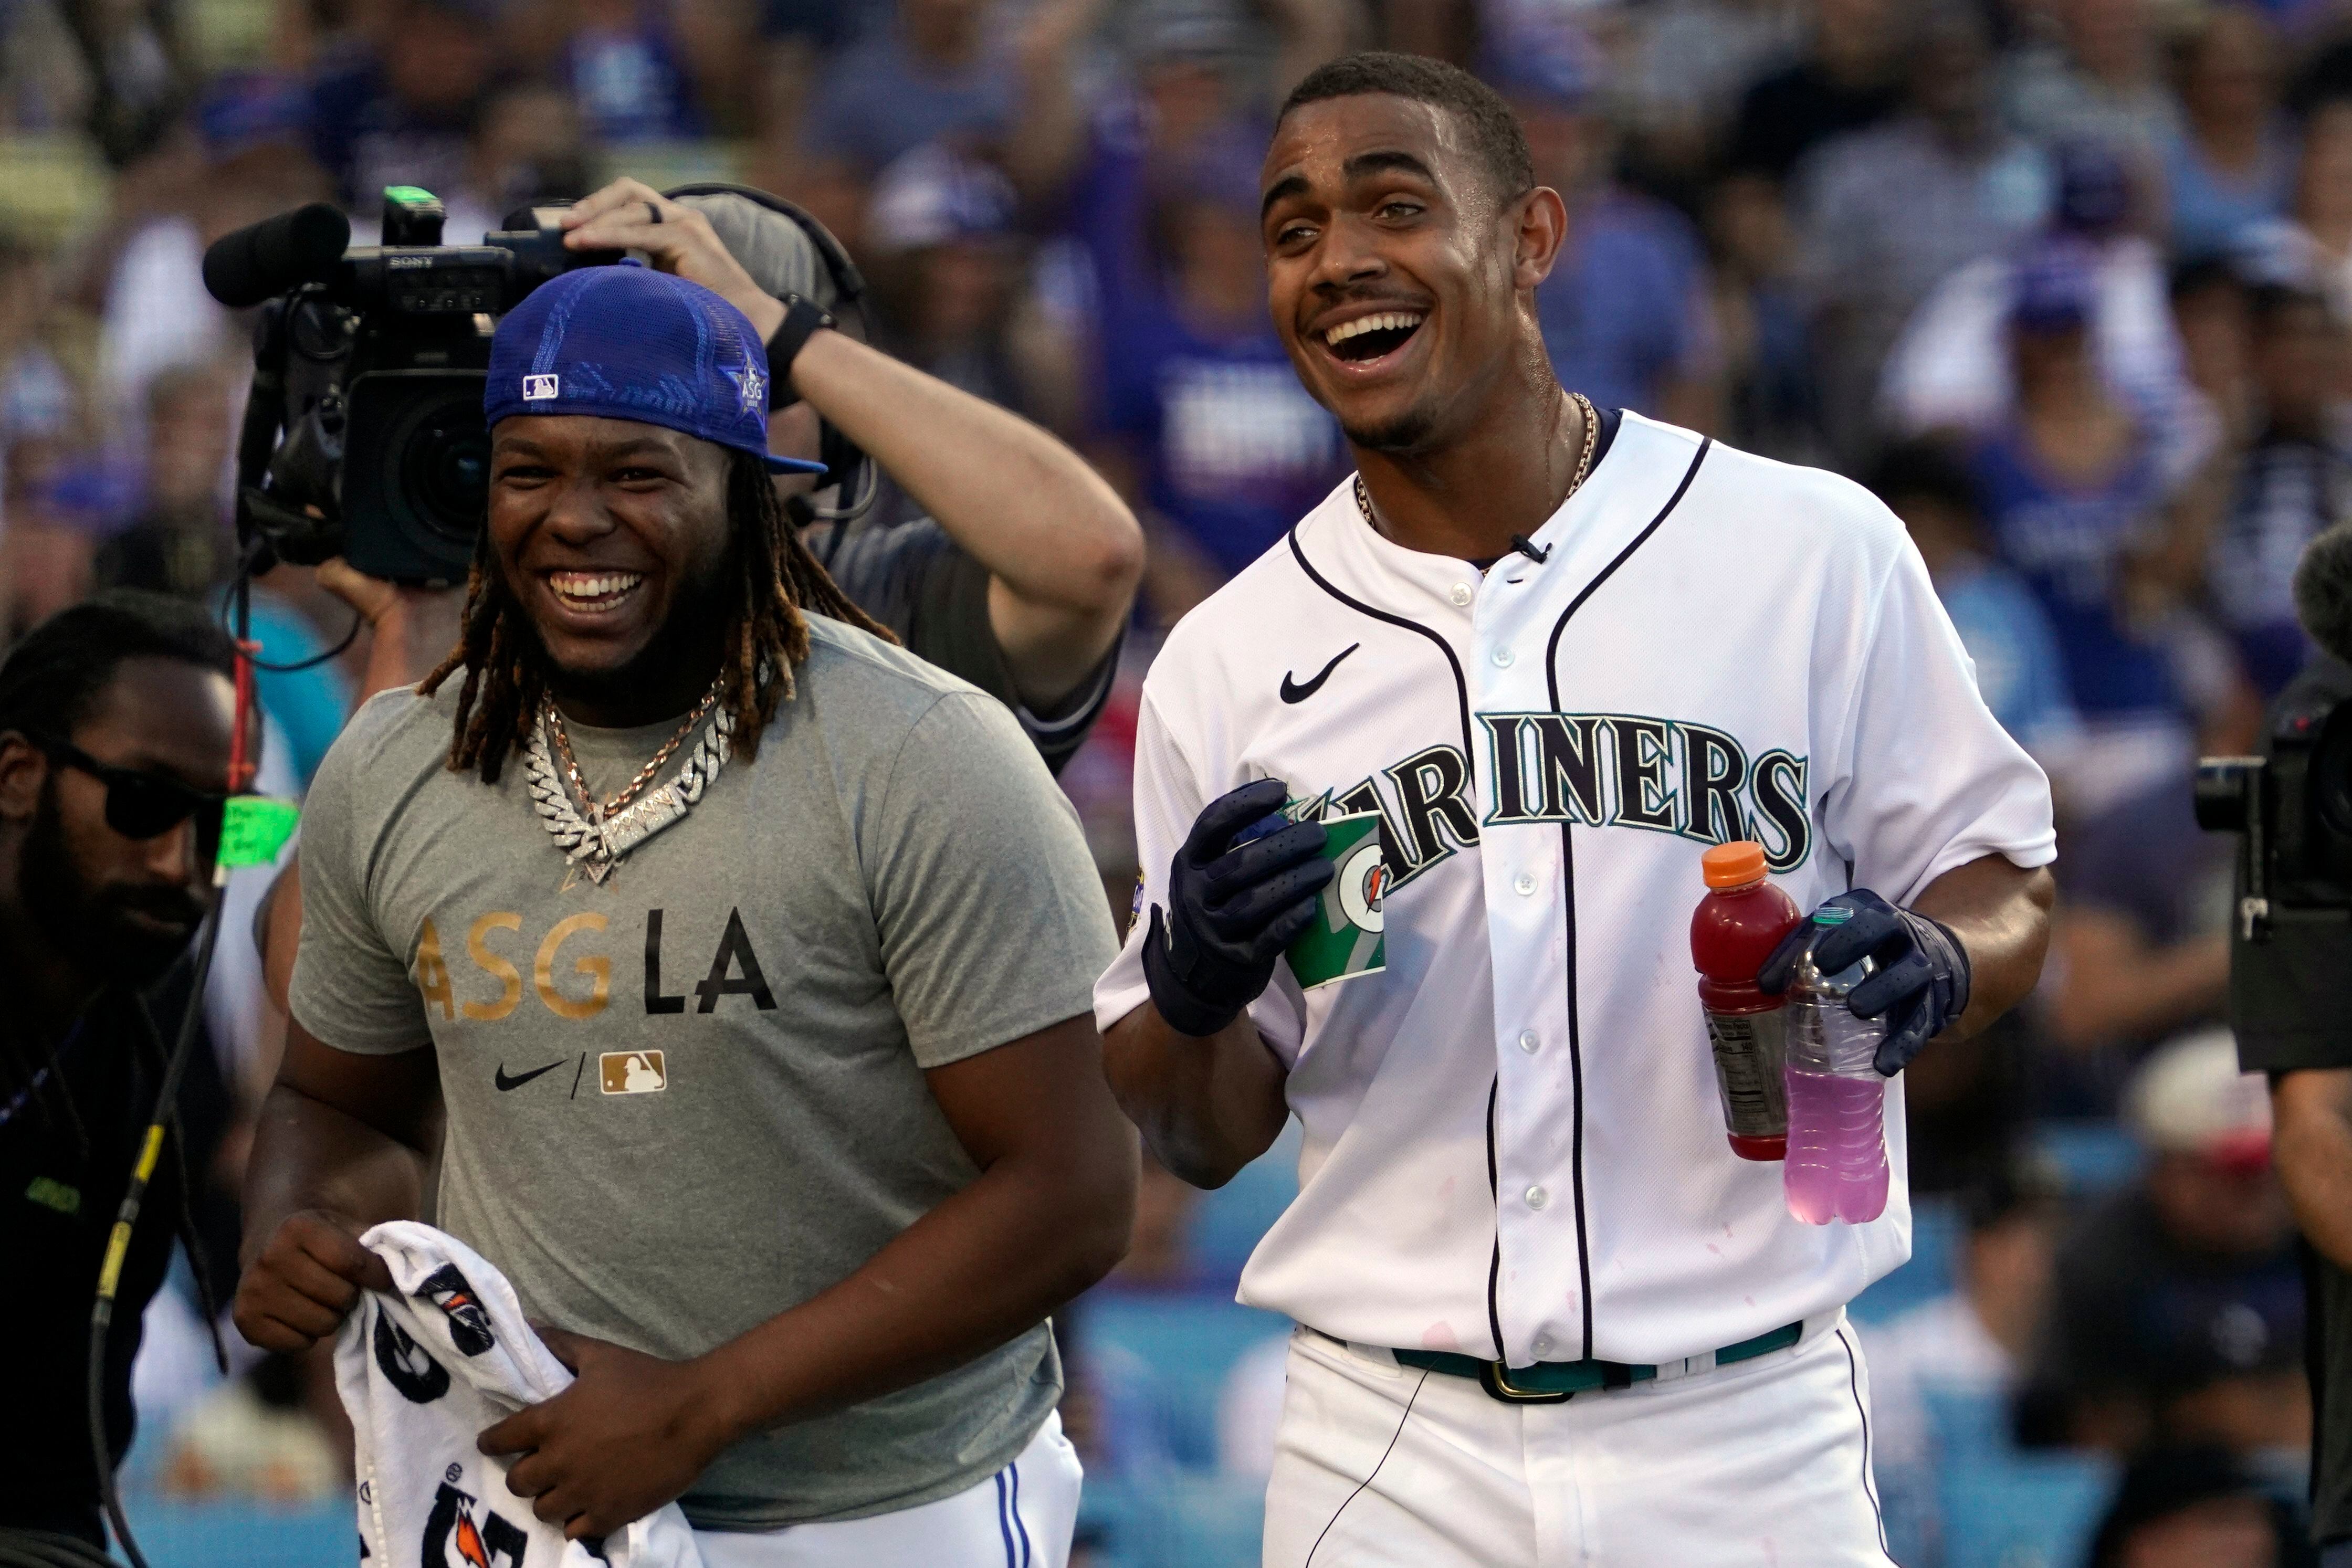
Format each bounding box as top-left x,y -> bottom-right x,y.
290,617 -> 1117,1529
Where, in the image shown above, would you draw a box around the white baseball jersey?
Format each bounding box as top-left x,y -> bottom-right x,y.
1094,412 -> 2056,1370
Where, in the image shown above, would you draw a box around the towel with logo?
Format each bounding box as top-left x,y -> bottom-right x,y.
333,1220 -> 706,1568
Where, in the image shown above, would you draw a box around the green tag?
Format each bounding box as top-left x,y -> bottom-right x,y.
1286,811 -> 1388,991
25,1176 -> 79,1216
218,796 -> 301,868
383,184 -> 439,206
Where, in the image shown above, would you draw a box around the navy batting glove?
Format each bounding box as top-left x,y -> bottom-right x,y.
1143,778 -> 1334,1038
1756,889 -> 1970,1077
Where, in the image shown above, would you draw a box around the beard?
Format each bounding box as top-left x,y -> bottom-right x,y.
20,780 -> 206,990
1338,394 -> 1444,456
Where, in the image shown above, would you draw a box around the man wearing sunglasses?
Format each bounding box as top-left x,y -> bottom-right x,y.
0,590 -> 247,1552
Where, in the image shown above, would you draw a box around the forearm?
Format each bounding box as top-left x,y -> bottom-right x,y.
694,1144 -> 1129,1443
790,331 -> 1141,621
2274,1070 -> 2352,1271
2044,931 -> 2229,1048
1101,1004 -> 1289,1188
1909,855 -> 2055,1041
239,1081 -> 430,1266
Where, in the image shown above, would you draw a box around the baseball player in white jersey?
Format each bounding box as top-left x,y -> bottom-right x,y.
1094,53 -> 2058,1566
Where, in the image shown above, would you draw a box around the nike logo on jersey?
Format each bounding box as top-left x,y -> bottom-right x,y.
493,1058 -> 565,1091
1280,644 -> 1361,704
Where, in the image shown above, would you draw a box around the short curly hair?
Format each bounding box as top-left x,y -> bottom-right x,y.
1278,52 -> 1535,205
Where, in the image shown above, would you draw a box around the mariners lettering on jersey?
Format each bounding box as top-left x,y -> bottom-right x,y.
1301,714 -> 1812,885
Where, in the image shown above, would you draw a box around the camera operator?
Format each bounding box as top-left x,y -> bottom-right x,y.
2229,522 -> 2352,1564
0,593 -> 245,1557
556,177 -> 1143,770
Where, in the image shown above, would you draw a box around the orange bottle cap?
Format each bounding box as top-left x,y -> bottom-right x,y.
1701,841 -> 1767,888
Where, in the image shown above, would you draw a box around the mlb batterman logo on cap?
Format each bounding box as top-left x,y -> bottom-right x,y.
484,259 -> 827,475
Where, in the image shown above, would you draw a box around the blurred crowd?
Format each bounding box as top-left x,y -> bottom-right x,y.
2,0 -> 2345,1562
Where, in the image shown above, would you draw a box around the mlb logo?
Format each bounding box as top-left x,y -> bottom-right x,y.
522,373 -> 560,402
600,1050 -> 667,1095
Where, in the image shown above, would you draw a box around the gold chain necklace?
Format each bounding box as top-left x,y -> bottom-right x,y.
543,675 -> 723,824
1352,390 -> 1601,540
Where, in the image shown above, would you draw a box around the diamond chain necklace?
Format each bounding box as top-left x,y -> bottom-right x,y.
543,675 -> 723,825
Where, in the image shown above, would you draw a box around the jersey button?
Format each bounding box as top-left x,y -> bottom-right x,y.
1532,1335 -> 1553,1357
1491,646 -> 1515,668
1514,872 -> 1537,896
1525,1185 -> 1549,1209
1450,582 -> 1474,607
1518,1029 -> 1539,1053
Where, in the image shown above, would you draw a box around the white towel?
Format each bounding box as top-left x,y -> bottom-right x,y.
334,1221 -> 706,1568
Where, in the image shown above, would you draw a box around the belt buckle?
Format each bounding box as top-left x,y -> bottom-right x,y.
1478,1359 -> 1572,1404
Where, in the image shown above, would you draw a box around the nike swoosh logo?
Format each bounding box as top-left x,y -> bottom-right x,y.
494,1059 -> 566,1092
1280,643 -> 1361,704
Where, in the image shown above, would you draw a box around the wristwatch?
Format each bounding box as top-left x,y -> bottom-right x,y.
763,292 -> 835,409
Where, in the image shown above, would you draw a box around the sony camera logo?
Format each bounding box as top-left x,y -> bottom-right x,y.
522,374 -> 559,401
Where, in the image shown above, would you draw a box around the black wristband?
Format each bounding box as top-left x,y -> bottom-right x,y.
762,292 -> 835,409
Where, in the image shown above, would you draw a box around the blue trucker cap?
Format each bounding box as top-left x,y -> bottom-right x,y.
485,260 -> 827,475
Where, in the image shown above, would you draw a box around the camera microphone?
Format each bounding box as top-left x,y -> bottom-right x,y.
202,203 -> 351,308
2294,521 -> 2352,667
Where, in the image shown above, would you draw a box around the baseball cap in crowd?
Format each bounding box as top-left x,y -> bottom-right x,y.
867,143 -> 1020,255
2125,1027 -> 2272,1175
2085,1445 -> 2301,1568
2009,244 -> 2099,335
484,261 -> 826,475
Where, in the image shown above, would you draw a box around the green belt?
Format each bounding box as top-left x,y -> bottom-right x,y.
1392,1320 -> 1804,1404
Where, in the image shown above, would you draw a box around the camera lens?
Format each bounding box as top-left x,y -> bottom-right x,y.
398,393 -> 490,542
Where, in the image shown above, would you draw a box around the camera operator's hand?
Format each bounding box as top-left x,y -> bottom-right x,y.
233,1208 -> 395,1353
316,557 -> 465,702
560,178 -> 787,342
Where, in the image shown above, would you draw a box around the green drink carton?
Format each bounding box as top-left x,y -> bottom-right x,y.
1287,810 -> 1388,990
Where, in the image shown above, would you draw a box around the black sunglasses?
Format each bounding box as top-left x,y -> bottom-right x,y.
40,739 -> 232,846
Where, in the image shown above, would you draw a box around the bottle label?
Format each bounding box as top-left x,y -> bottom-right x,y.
1703,1009 -> 1790,1138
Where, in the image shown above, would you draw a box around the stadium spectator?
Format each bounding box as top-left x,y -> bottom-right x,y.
1967,248 -> 2190,811
866,142 -> 1047,420
2022,1031 -> 2307,1457
2172,256 -> 2259,447
1725,0 -> 1900,184
2085,1444 -> 2314,1568
1999,0 -> 2178,184
304,0 -> 499,217
2244,97 -> 2352,323
93,362 -> 236,601
2207,285 -> 2351,697
1794,5 -> 2052,459
1871,439 -> 2082,761
1867,1161 -> 2066,1564
2039,772 -> 2231,1089
549,0 -> 707,144
1881,145 -> 2210,478
1704,167 -> 1825,463
1088,144 -> 1343,623
1503,35 -> 1720,427
2166,5 -> 2294,264
797,0 -> 1021,177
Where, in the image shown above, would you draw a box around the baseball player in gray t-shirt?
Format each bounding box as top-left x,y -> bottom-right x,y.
232,262 -> 1135,1567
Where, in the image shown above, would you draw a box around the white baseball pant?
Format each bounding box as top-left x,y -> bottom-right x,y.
691,1412 -> 1081,1568
1262,1316 -> 1895,1567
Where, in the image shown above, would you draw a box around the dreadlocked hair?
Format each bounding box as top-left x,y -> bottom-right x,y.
419,448 -> 897,782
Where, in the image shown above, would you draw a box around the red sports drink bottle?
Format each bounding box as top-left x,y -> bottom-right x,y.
1690,841 -> 1801,1161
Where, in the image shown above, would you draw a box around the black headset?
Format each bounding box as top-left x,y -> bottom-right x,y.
664,182 -> 876,520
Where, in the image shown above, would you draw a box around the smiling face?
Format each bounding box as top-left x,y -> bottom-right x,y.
487,415 -> 734,706
1261,93 -> 1559,456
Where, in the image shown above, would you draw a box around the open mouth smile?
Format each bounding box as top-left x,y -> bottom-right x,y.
1319,310 -> 1426,365
545,570 -> 647,615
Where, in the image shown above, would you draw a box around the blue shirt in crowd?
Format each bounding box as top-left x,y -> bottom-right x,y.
799,26 -> 1013,173
1936,554 -> 2082,755
1098,296 -> 1345,580
1967,428 -> 2181,720
1537,188 -> 1713,418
